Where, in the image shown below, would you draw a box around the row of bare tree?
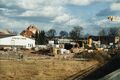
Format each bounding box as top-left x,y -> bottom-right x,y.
34,26 -> 120,45
99,27 -> 120,36
34,26 -> 83,44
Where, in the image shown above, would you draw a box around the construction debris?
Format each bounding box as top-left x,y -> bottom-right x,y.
20,25 -> 39,38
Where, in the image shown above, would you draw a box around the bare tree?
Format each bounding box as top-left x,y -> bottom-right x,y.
47,29 -> 56,39
108,27 -> 119,36
59,31 -> 68,38
98,28 -> 106,36
69,26 -> 83,41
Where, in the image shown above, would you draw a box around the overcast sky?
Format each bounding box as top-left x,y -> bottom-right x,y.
0,0 -> 120,35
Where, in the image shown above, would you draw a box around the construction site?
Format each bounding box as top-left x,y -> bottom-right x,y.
0,25 -> 120,80
0,1 -> 120,80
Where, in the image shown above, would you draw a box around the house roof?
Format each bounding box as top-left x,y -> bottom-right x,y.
0,35 -> 35,41
0,29 -> 11,34
0,34 -> 16,38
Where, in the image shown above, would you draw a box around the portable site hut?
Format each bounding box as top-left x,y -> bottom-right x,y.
0,35 -> 35,49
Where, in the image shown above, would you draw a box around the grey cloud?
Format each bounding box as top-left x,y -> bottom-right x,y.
0,3 -> 26,17
0,0 -> 25,10
96,8 -> 119,17
116,0 -> 120,3
0,4 -> 21,10
0,8 -> 25,17
8,16 -> 53,23
0,0 -> 27,17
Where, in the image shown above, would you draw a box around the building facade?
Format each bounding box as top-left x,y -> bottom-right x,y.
0,35 -> 35,49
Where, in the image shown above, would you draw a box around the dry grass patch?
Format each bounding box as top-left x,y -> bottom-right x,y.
0,59 -> 98,80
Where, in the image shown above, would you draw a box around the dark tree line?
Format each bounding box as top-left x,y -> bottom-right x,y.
34,26 -> 83,45
69,26 -> 83,41
35,26 -> 120,45
46,29 -> 56,40
35,30 -> 47,45
98,27 -> 120,37
59,30 -> 68,38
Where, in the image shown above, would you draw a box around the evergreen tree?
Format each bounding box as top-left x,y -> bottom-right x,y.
35,30 -> 47,45
35,31 -> 39,44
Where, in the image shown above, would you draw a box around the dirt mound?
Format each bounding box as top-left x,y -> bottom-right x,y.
82,53 -> 120,80
73,51 -> 111,63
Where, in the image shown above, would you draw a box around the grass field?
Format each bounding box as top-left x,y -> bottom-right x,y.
0,58 -> 98,80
